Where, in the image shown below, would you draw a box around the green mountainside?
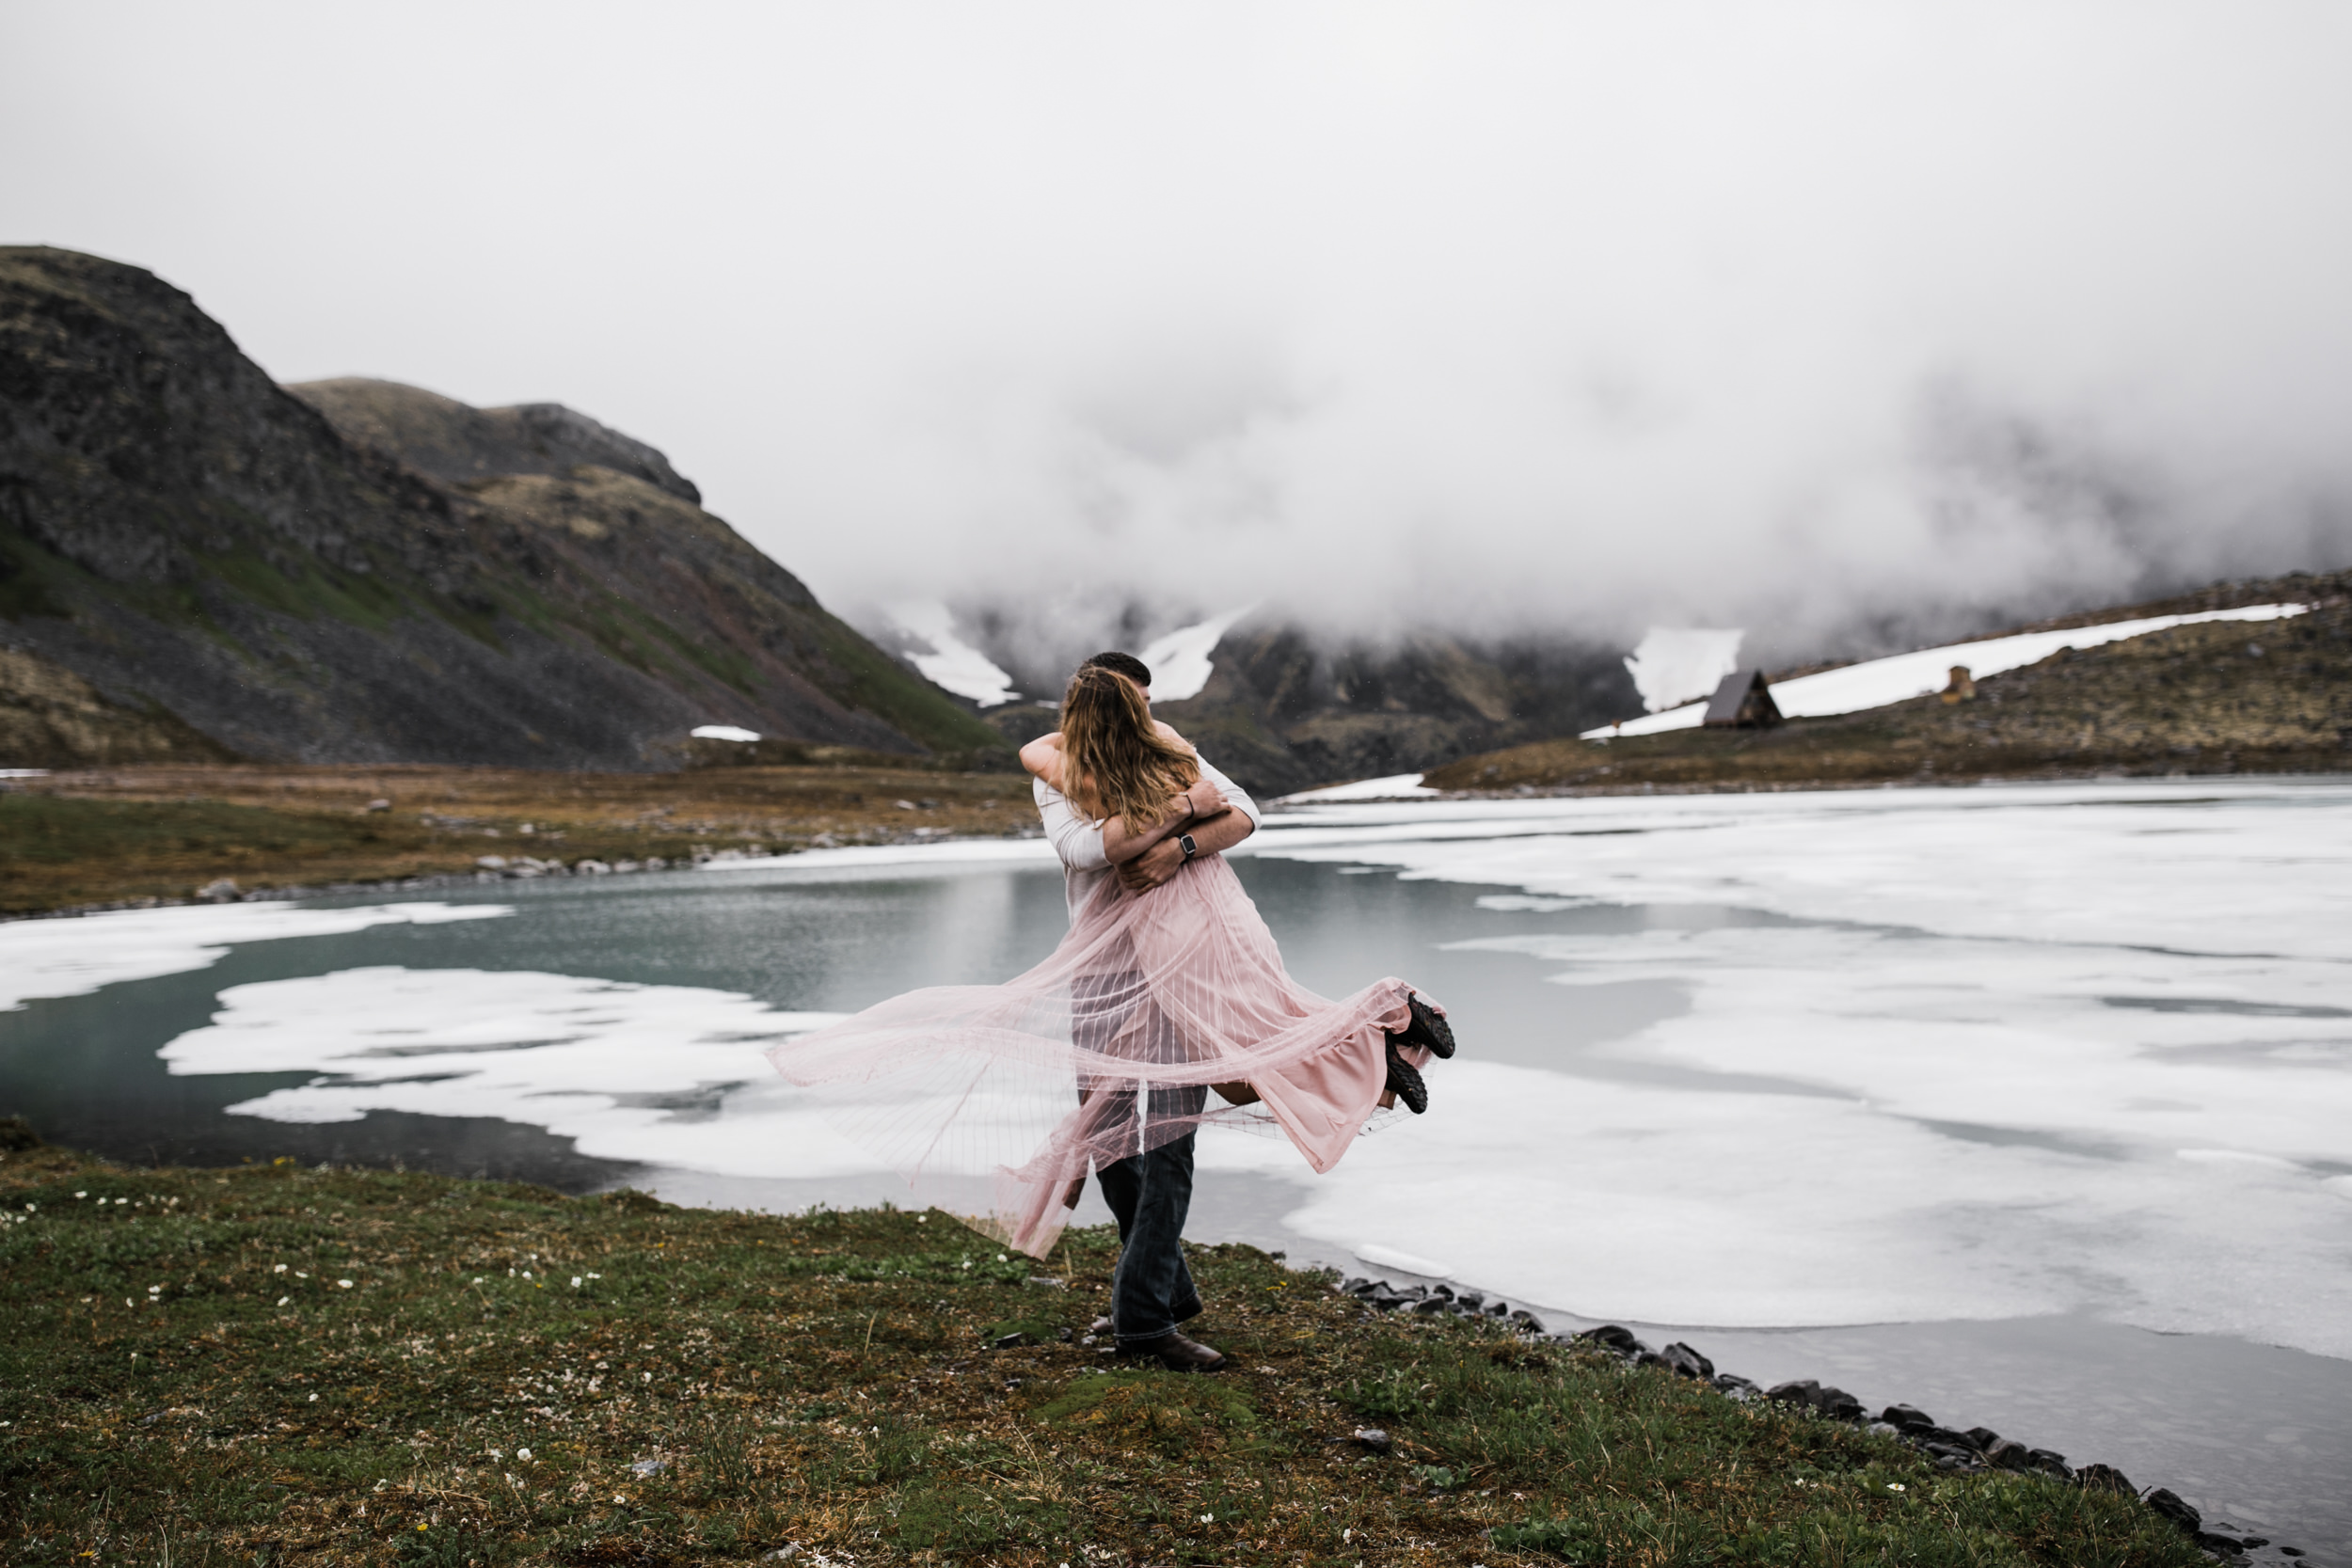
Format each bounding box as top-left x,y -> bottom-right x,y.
0,246 -> 1002,769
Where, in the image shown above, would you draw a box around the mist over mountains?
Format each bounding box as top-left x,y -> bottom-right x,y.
8,10 -> 2348,682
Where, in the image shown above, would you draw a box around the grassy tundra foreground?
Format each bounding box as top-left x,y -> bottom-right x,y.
0,761 -> 1037,916
0,1141 -> 2205,1568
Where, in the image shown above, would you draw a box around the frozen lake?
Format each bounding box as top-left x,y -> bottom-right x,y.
4,776 -> 2349,1549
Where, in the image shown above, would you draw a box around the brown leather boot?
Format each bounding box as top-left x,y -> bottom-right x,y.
1118,1331 -> 1228,1372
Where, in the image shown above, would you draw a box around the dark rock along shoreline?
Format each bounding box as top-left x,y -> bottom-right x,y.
1339,1273 -> 2318,1565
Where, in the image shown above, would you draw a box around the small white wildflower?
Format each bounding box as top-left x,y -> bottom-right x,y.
1887,1482 -> 1906,1493
517,1448 -> 532,1461
278,1296 -> 291,1307
642,1371 -> 651,1383
571,1276 -> 582,1289
23,1203 -> 33,1212
473,1276 -> 485,1284
1200,1513 -> 1214,1524
275,1263 -> 287,1273
74,1191 -> 87,1199
488,1449 -> 503,1461
338,1279 -> 354,1289
996,1253 -> 1008,1262
309,1393 -> 318,1402
613,1494 -> 627,1503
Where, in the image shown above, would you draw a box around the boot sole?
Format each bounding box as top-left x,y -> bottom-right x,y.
1404,993 -> 1456,1058
1384,1040 -> 1429,1115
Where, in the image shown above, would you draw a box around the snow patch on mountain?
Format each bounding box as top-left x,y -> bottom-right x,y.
1589,604 -> 2309,738
1137,604 -> 1258,701
884,600 -> 1021,707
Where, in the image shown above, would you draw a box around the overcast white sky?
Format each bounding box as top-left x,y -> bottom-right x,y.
6,3 -> 2349,658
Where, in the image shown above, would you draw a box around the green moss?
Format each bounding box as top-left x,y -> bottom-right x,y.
0,792 -> 385,871
0,794 -> 442,912
194,546 -> 411,638
0,534 -> 69,620
199,546 -> 324,620
613,597 -> 761,696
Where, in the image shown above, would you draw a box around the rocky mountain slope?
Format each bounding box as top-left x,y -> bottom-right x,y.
973,622 -> 1638,796
0,246 -> 1001,770
1146,628 -> 1636,795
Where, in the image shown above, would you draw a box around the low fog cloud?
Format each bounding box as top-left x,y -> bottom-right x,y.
6,3 -> 2349,662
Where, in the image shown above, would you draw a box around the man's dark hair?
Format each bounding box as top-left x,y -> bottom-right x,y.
1079,651 -> 1152,689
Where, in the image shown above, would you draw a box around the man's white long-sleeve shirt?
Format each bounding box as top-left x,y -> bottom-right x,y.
1034,756 -> 1261,919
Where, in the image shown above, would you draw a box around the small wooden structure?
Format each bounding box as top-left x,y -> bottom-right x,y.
1941,664 -> 1977,703
1702,668 -> 1783,729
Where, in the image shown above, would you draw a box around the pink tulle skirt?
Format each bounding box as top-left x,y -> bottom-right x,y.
764,852 -> 1432,1256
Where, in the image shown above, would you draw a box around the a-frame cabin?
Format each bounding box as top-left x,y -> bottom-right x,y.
1702,668 -> 1783,728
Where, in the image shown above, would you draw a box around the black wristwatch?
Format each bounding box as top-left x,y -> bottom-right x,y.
1177,832 -> 1199,862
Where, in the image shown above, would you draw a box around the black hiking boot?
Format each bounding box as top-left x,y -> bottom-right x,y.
1396,992 -> 1455,1058
1384,1037 -> 1429,1115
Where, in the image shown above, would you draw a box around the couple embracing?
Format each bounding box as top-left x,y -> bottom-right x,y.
767,650 -> 1456,1373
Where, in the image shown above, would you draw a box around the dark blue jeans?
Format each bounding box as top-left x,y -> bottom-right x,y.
1098,1128 -> 1203,1346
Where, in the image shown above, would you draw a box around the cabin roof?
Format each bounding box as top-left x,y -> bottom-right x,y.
1703,668 -> 1783,727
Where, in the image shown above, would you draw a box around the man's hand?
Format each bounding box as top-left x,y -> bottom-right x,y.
1117,836 -> 1185,892
1180,777 -> 1227,819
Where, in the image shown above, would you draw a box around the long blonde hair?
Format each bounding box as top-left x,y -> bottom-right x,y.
1059,665 -> 1200,835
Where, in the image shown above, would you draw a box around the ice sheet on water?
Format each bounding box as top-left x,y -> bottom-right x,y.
0,902 -> 512,1012
1279,1054 -> 2352,1354
1276,774 -> 1441,804
1246,780 -> 2352,1357
1255,780 -> 2352,959
697,837 -> 1060,875
163,967 -> 872,1177
1354,1242 -> 1454,1278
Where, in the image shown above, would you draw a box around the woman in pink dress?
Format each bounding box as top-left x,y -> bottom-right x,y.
764,659 -> 1454,1364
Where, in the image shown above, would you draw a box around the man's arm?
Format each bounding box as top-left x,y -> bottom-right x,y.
1033,776 -> 1108,873
1100,776 -> 1228,864
1116,756 -> 1260,891
1197,756 -> 1261,830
